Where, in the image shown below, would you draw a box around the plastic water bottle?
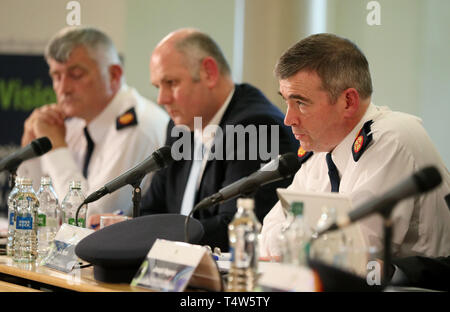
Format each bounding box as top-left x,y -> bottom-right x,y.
61,181 -> 86,228
310,206 -> 347,268
13,178 -> 39,263
6,177 -> 22,256
281,201 -> 311,266
227,198 -> 261,292
36,177 -> 61,257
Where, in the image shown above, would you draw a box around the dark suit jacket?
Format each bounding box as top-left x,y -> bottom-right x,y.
140,83 -> 298,251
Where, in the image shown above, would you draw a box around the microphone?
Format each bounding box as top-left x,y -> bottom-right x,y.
0,137 -> 52,172
184,152 -> 301,242
75,146 -> 174,226
194,152 -> 302,211
317,166 -> 442,235
83,146 -> 173,204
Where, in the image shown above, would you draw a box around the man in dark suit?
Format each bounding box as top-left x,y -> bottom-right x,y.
139,28 -> 298,251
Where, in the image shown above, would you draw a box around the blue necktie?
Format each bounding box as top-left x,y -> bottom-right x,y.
83,127 -> 95,178
326,152 -> 340,192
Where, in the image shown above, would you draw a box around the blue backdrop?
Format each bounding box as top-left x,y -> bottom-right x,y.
0,54 -> 56,217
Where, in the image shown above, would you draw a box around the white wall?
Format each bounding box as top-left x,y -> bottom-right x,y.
122,0 -> 236,104
325,0 -> 450,167
419,0 -> 450,168
0,0 -> 126,54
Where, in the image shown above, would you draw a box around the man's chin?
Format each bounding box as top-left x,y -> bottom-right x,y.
61,109 -> 81,120
172,118 -> 194,130
298,140 -> 313,152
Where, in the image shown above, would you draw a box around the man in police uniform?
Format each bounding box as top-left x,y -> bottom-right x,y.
18,26 -> 169,219
260,33 -> 450,259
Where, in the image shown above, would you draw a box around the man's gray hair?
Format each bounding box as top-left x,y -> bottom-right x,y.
174,31 -> 231,81
275,33 -> 373,103
45,26 -> 122,69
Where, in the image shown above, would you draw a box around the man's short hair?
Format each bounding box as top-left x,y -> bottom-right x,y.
174,31 -> 231,80
45,26 -> 121,70
274,33 -> 373,103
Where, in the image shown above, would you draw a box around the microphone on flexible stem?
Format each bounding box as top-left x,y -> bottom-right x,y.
316,166 -> 442,236
75,146 -> 174,226
0,137 -> 52,172
311,166 -> 442,287
184,152 -> 302,243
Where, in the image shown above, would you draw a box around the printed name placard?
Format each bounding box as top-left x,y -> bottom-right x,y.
257,262 -> 320,292
131,239 -> 222,292
39,223 -> 93,273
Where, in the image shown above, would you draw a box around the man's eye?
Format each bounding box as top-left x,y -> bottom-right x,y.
70,69 -> 85,79
165,79 -> 178,87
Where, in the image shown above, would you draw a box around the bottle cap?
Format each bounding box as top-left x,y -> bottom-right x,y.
237,198 -> 254,210
40,176 -> 52,186
291,201 -> 304,216
21,177 -> 33,186
69,180 -> 82,189
14,177 -> 23,186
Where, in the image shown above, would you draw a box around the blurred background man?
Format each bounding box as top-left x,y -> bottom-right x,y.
18,26 -> 169,219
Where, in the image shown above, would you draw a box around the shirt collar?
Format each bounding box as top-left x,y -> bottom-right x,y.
86,84 -> 128,144
330,103 -> 379,172
194,86 -> 235,147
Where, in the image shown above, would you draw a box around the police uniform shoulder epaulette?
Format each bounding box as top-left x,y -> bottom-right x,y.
116,107 -> 138,130
352,120 -> 374,162
297,145 -> 313,165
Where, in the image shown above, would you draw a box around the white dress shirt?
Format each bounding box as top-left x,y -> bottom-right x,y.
18,84 -> 169,218
260,104 -> 450,259
179,87 -> 235,216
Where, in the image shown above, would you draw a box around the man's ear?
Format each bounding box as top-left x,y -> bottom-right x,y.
109,64 -> 123,92
341,88 -> 360,118
200,56 -> 220,88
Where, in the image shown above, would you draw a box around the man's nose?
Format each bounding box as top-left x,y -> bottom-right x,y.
157,86 -> 173,105
56,74 -> 73,94
284,104 -> 298,127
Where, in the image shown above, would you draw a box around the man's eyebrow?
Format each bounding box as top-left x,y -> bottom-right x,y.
278,91 -> 311,103
49,64 -> 85,76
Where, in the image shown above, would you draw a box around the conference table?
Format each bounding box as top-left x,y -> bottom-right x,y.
0,255 -> 152,292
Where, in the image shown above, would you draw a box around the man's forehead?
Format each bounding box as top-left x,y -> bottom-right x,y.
49,47 -> 95,69
48,58 -> 88,73
150,50 -> 190,76
280,70 -> 323,90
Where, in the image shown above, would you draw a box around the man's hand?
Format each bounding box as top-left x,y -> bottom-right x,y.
87,213 -> 116,230
22,103 -> 67,149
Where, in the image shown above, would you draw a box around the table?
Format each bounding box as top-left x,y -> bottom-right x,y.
0,255 -> 152,292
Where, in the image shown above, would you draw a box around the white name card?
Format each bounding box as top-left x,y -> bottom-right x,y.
131,239 -> 223,292
39,223 -> 94,273
257,262 -> 320,292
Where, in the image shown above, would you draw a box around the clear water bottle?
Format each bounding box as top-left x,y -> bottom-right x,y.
227,198 -> 261,292
36,176 -> 61,257
281,202 -> 311,266
61,180 -> 86,228
6,177 -> 22,256
13,178 -> 39,263
310,206 -> 347,268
